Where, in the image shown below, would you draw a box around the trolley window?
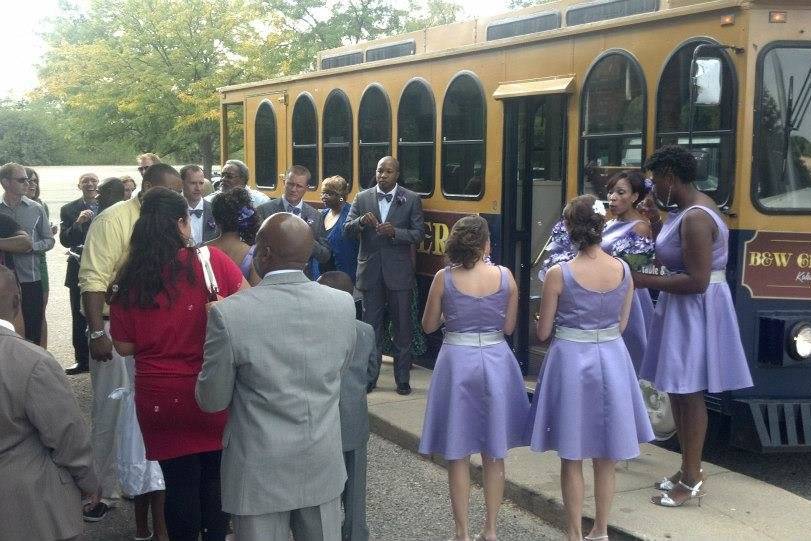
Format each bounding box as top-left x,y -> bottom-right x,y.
254,101 -> 277,189
398,79 -> 436,195
580,52 -> 645,198
323,89 -> 353,188
292,94 -> 319,187
441,72 -> 486,198
656,40 -> 736,206
754,43 -> 811,213
359,85 -> 391,189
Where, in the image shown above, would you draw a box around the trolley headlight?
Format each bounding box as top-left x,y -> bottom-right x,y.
788,322 -> 811,361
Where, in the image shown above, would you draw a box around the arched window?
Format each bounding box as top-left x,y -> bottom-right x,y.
292,94 -> 318,188
322,89 -> 353,187
358,85 -> 391,189
441,72 -> 486,198
656,40 -> 736,205
397,79 -> 435,195
254,101 -> 277,189
580,51 -> 646,198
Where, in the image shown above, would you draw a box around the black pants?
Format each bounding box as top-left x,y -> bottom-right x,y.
68,285 -> 89,365
158,451 -> 228,541
20,280 -> 44,344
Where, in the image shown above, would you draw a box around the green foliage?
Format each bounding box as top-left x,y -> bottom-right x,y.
507,0 -> 556,8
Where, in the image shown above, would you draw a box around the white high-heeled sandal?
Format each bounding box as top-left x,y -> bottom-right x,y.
654,468 -> 703,491
652,479 -> 705,507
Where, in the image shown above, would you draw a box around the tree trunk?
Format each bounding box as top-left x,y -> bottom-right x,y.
200,133 -> 214,179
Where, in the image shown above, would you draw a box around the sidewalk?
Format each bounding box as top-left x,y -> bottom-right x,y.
368,362 -> 811,540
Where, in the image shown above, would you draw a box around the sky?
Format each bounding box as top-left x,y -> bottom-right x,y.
0,0 -> 513,100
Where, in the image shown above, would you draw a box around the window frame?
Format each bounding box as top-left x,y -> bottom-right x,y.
358,83 -> 392,190
291,92 -> 319,189
440,70 -> 487,201
397,77 -> 437,197
578,49 -> 648,197
752,40 -> 811,216
322,89 -> 354,191
254,100 -> 278,189
654,37 -> 738,209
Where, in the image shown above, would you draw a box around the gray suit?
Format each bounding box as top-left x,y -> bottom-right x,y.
344,186 -> 424,386
256,198 -> 331,275
0,326 -> 97,541
201,199 -> 219,244
196,271 -> 356,540
340,320 -> 374,541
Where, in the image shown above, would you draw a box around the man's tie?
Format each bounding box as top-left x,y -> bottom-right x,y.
377,192 -> 393,203
189,208 -> 204,218
289,206 -> 301,216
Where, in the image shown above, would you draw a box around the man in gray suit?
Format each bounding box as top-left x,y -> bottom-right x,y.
180,164 -> 218,245
344,156 -> 424,395
0,266 -> 99,540
256,165 -> 331,278
196,213 -> 356,541
317,271 -> 374,541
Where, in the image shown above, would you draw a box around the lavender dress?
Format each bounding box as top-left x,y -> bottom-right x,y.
602,219 -> 655,373
528,260 -> 654,460
639,206 -> 753,394
419,266 -> 530,460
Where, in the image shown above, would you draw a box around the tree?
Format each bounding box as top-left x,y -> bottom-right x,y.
0,101 -> 66,165
507,0 -> 556,8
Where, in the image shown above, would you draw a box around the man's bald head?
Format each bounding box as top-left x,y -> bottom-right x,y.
0,266 -> 20,323
253,213 -> 314,276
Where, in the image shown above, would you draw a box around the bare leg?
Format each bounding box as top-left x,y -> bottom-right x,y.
587,459 -> 616,539
654,392 -> 707,505
560,458 -> 584,541
448,458 -> 472,541
150,490 -> 169,541
134,494 -> 151,539
481,455 -> 504,541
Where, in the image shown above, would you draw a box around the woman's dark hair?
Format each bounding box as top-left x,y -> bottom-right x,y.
563,194 -> 605,249
108,187 -> 195,308
212,187 -> 259,245
606,170 -> 649,207
644,145 -> 696,184
445,215 -> 490,269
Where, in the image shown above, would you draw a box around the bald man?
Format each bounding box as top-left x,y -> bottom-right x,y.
0,266 -> 99,540
197,213 -> 357,541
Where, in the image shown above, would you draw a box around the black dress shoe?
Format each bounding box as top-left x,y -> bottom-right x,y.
65,363 -> 89,375
366,383 -> 376,394
396,383 -> 412,396
82,502 -> 109,522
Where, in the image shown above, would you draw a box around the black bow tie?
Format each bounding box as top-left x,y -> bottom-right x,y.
288,206 -> 301,216
189,209 -> 203,218
377,192 -> 393,203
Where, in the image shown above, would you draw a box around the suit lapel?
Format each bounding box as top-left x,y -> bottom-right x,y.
367,189 -> 383,224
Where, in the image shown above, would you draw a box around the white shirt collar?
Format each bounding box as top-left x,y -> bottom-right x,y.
282,197 -> 303,210
0,319 -> 15,332
264,269 -> 300,277
188,198 -> 204,211
376,184 -> 398,196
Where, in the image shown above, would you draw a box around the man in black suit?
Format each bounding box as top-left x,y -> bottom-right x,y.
59,172 -> 99,375
344,156 -> 424,395
180,164 -> 218,245
256,165 -> 331,278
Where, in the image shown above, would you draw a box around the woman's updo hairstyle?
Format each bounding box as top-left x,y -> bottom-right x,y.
605,170 -> 650,207
445,215 -> 490,269
321,175 -> 350,197
212,187 -> 259,245
563,194 -> 605,249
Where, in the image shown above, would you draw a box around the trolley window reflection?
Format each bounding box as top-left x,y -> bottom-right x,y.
359,85 -> 391,189
254,101 -> 277,189
397,79 -> 435,195
323,89 -> 353,189
441,72 -> 485,198
580,51 -> 646,199
292,94 -> 319,188
755,44 -> 811,212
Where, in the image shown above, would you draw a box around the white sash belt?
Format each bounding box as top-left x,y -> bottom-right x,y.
709,270 -> 726,284
443,331 -> 505,347
555,325 -> 621,343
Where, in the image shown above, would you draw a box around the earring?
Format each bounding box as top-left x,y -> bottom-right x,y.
339,197 -> 344,202
665,184 -> 673,207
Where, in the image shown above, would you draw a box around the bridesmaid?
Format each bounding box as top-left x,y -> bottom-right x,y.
604,170 -> 656,372
528,195 -> 653,541
635,145 -> 752,507
319,175 -> 358,282
420,215 -> 530,541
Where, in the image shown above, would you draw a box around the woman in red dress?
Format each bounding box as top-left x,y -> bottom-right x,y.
109,187 -> 248,541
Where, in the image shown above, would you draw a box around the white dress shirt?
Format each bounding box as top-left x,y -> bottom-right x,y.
264,269 -> 300,278
188,199 -> 204,246
0,318 -> 14,332
282,197 -> 304,215
376,184 -> 398,222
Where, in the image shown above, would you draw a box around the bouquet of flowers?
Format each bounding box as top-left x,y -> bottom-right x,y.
537,219 -> 576,280
611,231 -> 655,272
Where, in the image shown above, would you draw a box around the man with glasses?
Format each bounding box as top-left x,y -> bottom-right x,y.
0,163 -> 55,344
205,159 -> 270,208
134,153 -> 161,199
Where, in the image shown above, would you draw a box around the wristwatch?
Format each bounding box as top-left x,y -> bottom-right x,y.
88,330 -> 107,340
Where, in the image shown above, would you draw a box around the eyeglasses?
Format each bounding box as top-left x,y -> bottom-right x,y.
221,172 -> 242,179
9,177 -> 29,184
137,166 -> 148,173
321,190 -> 340,197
